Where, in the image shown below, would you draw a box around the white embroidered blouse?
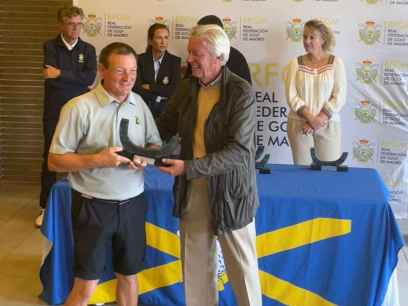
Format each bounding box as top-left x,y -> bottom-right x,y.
284,55 -> 347,122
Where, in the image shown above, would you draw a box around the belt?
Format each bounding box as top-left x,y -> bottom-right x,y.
74,190 -> 134,206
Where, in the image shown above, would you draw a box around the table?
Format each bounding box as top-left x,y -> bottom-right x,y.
40,164 -> 404,306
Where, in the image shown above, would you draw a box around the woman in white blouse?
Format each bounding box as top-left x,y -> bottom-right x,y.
284,19 -> 347,165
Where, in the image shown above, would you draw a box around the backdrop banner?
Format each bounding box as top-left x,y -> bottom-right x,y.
72,0 -> 408,216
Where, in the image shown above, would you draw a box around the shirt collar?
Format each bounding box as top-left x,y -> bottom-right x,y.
94,83 -> 136,107
152,52 -> 165,64
60,33 -> 79,51
199,70 -> 222,88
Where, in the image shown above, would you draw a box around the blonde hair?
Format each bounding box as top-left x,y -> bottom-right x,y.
304,19 -> 335,52
190,24 -> 230,65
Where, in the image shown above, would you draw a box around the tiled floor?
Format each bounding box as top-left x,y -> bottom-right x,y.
0,183 -> 407,306
0,183 -> 46,306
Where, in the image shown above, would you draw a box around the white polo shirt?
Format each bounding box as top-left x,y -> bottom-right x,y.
50,83 -> 162,200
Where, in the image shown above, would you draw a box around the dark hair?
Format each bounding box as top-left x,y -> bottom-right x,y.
197,15 -> 223,28
146,23 -> 169,52
99,42 -> 137,68
57,6 -> 84,23
147,23 -> 169,41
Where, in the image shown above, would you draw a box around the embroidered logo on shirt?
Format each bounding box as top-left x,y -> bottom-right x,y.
78,53 -> 85,63
162,76 -> 169,85
135,116 -> 140,125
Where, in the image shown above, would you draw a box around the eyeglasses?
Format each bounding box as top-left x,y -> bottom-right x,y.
64,22 -> 83,28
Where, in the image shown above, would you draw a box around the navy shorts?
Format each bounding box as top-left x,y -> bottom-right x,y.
71,189 -> 147,280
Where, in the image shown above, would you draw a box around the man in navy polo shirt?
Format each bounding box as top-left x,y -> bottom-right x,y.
37,5 -> 97,227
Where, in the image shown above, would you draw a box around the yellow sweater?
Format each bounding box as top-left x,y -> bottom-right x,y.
193,84 -> 220,159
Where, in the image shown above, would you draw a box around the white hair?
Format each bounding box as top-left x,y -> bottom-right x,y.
190,24 -> 230,65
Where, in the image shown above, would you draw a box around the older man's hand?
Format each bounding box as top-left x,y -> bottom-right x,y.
159,159 -> 185,176
128,156 -> 148,170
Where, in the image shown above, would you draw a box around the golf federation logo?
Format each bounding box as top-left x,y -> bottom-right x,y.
359,21 -> 381,45
354,100 -> 377,123
362,0 -> 380,4
83,14 -> 102,37
353,139 -> 375,163
223,17 -> 238,40
356,60 -> 378,84
151,16 -> 169,26
287,18 -> 303,42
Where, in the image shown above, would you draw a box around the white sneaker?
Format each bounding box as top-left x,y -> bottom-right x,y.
35,209 -> 45,228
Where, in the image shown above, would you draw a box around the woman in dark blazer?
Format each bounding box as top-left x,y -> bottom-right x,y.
133,23 -> 181,117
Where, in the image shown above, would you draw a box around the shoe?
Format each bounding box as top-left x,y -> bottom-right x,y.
35,209 -> 45,228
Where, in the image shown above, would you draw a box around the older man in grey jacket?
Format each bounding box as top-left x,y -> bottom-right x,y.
158,24 -> 262,306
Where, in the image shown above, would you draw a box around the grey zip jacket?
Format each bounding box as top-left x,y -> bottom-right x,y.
158,67 -> 259,234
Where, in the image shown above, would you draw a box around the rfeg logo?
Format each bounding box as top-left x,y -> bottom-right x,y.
287,18 -> 303,42
362,0 -> 381,4
353,139 -> 375,163
354,100 -> 377,124
356,60 -> 379,84
150,16 -> 169,26
222,17 -> 238,40
83,14 -> 103,37
359,21 -> 381,45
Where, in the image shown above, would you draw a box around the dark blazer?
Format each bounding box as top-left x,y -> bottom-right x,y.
158,67 -> 258,233
227,47 -> 252,84
133,49 -> 181,104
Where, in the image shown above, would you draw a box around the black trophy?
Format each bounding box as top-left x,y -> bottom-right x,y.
310,148 -> 348,172
118,118 -> 180,166
255,145 -> 271,174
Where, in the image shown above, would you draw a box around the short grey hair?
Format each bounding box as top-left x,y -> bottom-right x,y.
190,24 -> 230,65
